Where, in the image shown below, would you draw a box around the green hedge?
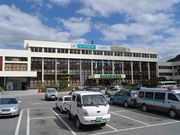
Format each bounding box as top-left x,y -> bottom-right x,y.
57,87 -> 73,92
123,85 -> 133,89
92,85 -> 104,90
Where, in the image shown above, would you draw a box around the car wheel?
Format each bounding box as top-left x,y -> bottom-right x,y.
169,109 -> 177,118
60,106 -> 63,113
124,102 -> 128,108
100,122 -> 106,127
110,99 -> 114,105
76,116 -> 82,129
142,104 -> 148,112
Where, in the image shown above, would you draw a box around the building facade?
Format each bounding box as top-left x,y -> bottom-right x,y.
158,61 -> 180,84
0,40 -> 158,90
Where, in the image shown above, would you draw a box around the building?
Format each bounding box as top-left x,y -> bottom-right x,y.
0,40 -> 158,90
158,55 -> 180,84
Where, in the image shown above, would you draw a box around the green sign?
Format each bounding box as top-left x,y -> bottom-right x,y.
77,44 -> 96,49
99,74 -> 125,78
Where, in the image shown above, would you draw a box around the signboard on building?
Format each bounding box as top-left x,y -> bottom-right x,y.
94,74 -> 126,79
111,46 -> 130,52
96,45 -> 110,51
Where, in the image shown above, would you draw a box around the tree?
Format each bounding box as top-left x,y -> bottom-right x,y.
59,70 -> 71,89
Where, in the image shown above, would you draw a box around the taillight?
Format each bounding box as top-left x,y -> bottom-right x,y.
129,98 -> 133,102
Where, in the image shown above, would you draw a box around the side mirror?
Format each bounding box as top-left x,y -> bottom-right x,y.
77,102 -> 82,108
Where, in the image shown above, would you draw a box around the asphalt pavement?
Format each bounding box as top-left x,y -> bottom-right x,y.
0,92 -> 180,135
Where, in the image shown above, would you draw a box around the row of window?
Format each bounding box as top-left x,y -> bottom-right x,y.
5,63 -> 27,71
5,57 -> 28,62
30,47 -> 157,58
159,72 -> 173,76
138,91 -> 179,101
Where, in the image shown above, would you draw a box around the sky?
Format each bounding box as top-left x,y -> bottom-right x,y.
0,0 -> 180,61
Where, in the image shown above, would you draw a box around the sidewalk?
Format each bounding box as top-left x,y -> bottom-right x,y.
0,89 -> 70,97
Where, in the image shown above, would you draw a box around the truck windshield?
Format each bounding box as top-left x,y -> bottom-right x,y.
82,95 -> 107,106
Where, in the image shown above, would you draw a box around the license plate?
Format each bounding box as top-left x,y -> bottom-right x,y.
96,117 -> 102,122
51,96 -> 55,98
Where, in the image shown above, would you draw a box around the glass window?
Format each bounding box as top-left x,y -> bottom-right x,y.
145,92 -> 154,99
119,91 -> 124,96
155,92 -> 165,100
76,95 -> 81,103
72,95 -> 76,101
82,95 -> 107,106
64,97 -> 71,101
168,93 -> 179,101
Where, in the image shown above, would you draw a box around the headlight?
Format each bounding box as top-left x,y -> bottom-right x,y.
12,107 -> 18,111
82,110 -> 88,116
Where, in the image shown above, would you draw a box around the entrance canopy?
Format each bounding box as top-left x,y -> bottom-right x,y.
89,74 -> 126,79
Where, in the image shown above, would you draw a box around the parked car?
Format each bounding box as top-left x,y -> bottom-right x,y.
45,88 -> 58,100
107,88 -> 121,97
137,88 -> 180,118
56,96 -> 71,113
65,91 -> 111,129
87,88 -> 101,93
110,90 -> 138,108
0,96 -> 21,117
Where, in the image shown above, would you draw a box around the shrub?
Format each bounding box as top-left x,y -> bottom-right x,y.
57,87 -> 73,92
124,85 -> 133,89
92,85 -> 104,90
0,87 -> 2,92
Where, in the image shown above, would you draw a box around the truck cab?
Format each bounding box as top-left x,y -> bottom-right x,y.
67,91 -> 111,129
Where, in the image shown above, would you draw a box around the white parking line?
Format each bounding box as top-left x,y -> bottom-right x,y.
51,108 -> 77,135
14,110 -> 23,135
30,116 -> 56,120
111,112 -> 151,126
111,110 -> 129,113
106,124 -> 118,131
91,120 -> 180,135
26,109 -> 30,135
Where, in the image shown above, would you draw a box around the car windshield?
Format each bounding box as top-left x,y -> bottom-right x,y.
176,94 -> 180,99
64,97 -> 71,101
0,98 -> 18,104
47,89 -> 56,93
82,95 -> 107,106
132,91 -> 138,98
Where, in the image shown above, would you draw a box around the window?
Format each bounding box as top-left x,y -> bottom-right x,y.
145,92 -> 154,99
119,91 -> 124,96
93,50 -> 103,55
70,49 -> 80,54
64,97 -> 71,101
76,95 -> 81,103
57,49 -> 68,53
114,52 -> 123,56
168,93 -> 179,101
159,66 -> 172,69
104,51 -> 113,56
138,91 -> 144,98
124,91 -> 130,97
44,48 -> 56,53
133,53 -> 141,57
30,47 -> 42,52
5,57 -> 28,61
155,92 -> 165,100
72,95 -> 76,101
124,52 -> 132,57
82,50 -> 92,55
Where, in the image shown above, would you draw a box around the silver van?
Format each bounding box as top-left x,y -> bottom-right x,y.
137,88 -> 180,118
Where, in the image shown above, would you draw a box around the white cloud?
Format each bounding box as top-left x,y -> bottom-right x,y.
45,3 -> 53,9
49,0 -> 71,7
0,5 -> 87,48
60,17 -> 91,37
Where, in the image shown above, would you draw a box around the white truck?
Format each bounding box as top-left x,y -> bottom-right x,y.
65,91 -> 111,129
56,95 -> 71,113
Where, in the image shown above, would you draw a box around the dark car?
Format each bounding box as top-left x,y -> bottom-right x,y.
109,90 -> 138,108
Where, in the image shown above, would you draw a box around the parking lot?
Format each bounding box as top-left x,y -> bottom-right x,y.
1,94 -> 180,135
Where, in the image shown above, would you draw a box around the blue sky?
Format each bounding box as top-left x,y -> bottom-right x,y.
0,0 -> 180,61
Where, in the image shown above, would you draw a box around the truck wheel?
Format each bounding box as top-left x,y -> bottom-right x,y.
76,117 -> 82,129
142,104 -> 148,112
124,102 -> 128,108
68,111 -> 72,120
169,109 -> 177,118
100,122 -> 106,127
